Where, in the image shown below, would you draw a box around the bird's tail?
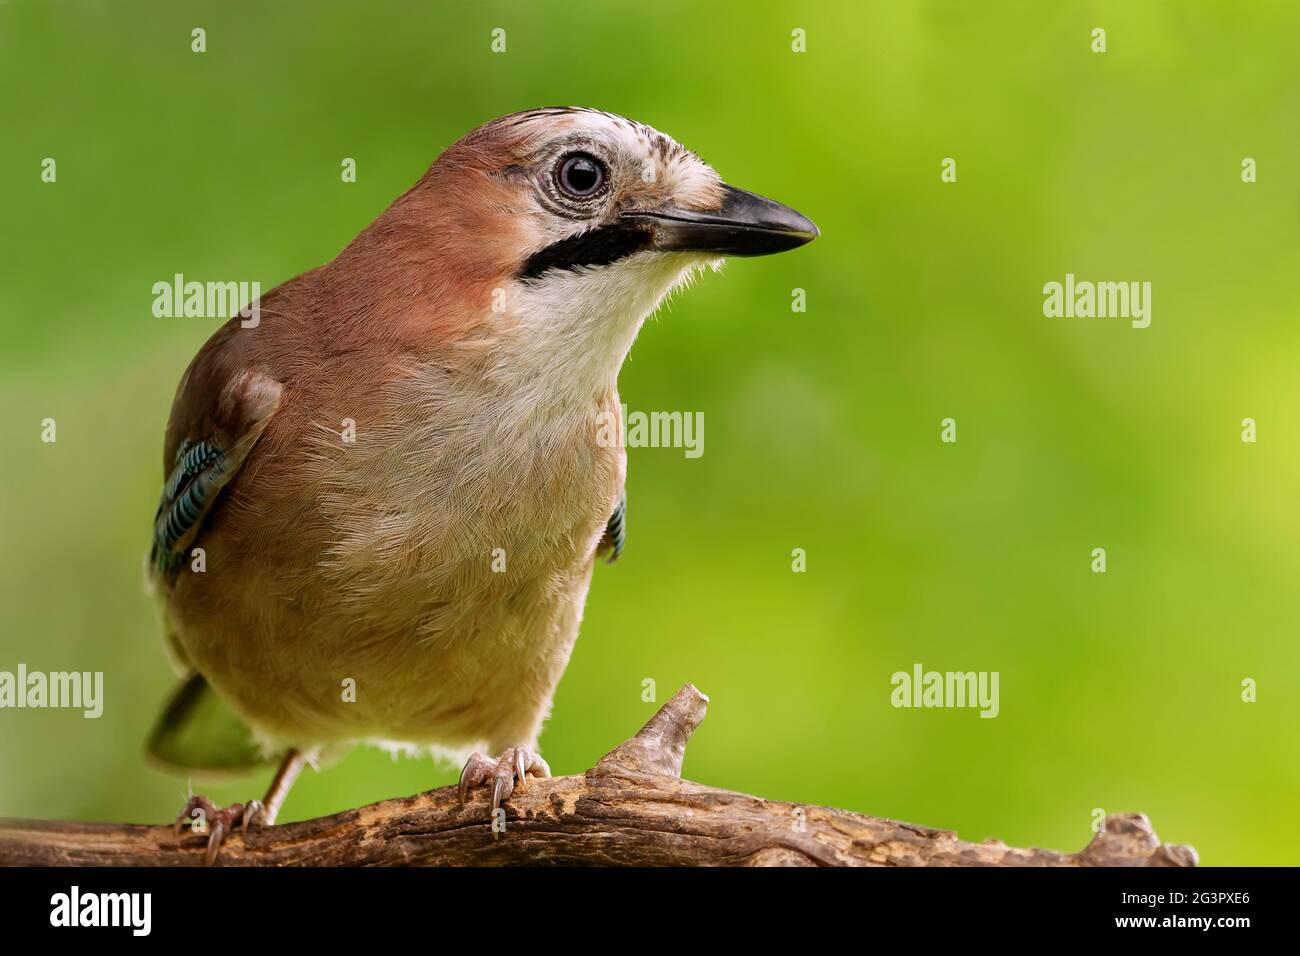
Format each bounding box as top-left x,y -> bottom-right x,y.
146,673 -> 275,775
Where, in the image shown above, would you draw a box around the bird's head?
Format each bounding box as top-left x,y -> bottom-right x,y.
456,107 -> 819,281
363,108 -> 818,395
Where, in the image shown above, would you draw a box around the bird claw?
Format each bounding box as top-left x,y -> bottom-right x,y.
174,794 -> 266,866
241,799 -> 264,832
458,745 -> 550,827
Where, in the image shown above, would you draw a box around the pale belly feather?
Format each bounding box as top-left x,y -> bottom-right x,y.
167,378 -> 624,755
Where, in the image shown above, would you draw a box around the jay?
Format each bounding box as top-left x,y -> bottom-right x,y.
147,107 -> 817,862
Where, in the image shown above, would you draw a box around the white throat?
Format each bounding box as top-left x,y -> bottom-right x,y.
503,251 -> 714,405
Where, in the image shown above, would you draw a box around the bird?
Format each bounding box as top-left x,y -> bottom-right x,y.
146,106 -> 818,863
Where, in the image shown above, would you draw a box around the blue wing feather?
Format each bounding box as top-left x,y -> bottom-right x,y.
601,492 -> 627,564
151,438 -> 226,579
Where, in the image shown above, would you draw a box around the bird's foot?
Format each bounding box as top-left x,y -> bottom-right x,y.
174,794 -> 266,866
458,745 -> 550,833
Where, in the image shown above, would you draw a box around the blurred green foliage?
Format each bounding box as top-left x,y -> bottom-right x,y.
1,1 -> 1297,864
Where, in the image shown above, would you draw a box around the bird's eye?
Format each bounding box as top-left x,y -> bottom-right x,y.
556,153 -> 606,199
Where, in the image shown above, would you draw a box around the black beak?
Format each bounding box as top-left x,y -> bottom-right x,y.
621,184 -> 819,257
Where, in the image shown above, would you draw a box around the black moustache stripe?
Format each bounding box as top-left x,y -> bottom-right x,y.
517,222 -> 654,281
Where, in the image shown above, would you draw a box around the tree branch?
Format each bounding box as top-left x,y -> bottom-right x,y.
0,684 -> 1198,867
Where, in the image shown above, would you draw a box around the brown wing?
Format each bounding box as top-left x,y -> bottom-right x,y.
150,326 -> 282,584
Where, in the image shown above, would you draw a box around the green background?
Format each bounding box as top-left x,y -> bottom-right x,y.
1,1 -> 1297,865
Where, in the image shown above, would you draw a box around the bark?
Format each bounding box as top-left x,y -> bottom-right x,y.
0,685 -> 1198,867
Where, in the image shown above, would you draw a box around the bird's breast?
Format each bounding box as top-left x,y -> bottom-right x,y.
299,369 -> 624,740
167,353 -> 625,750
